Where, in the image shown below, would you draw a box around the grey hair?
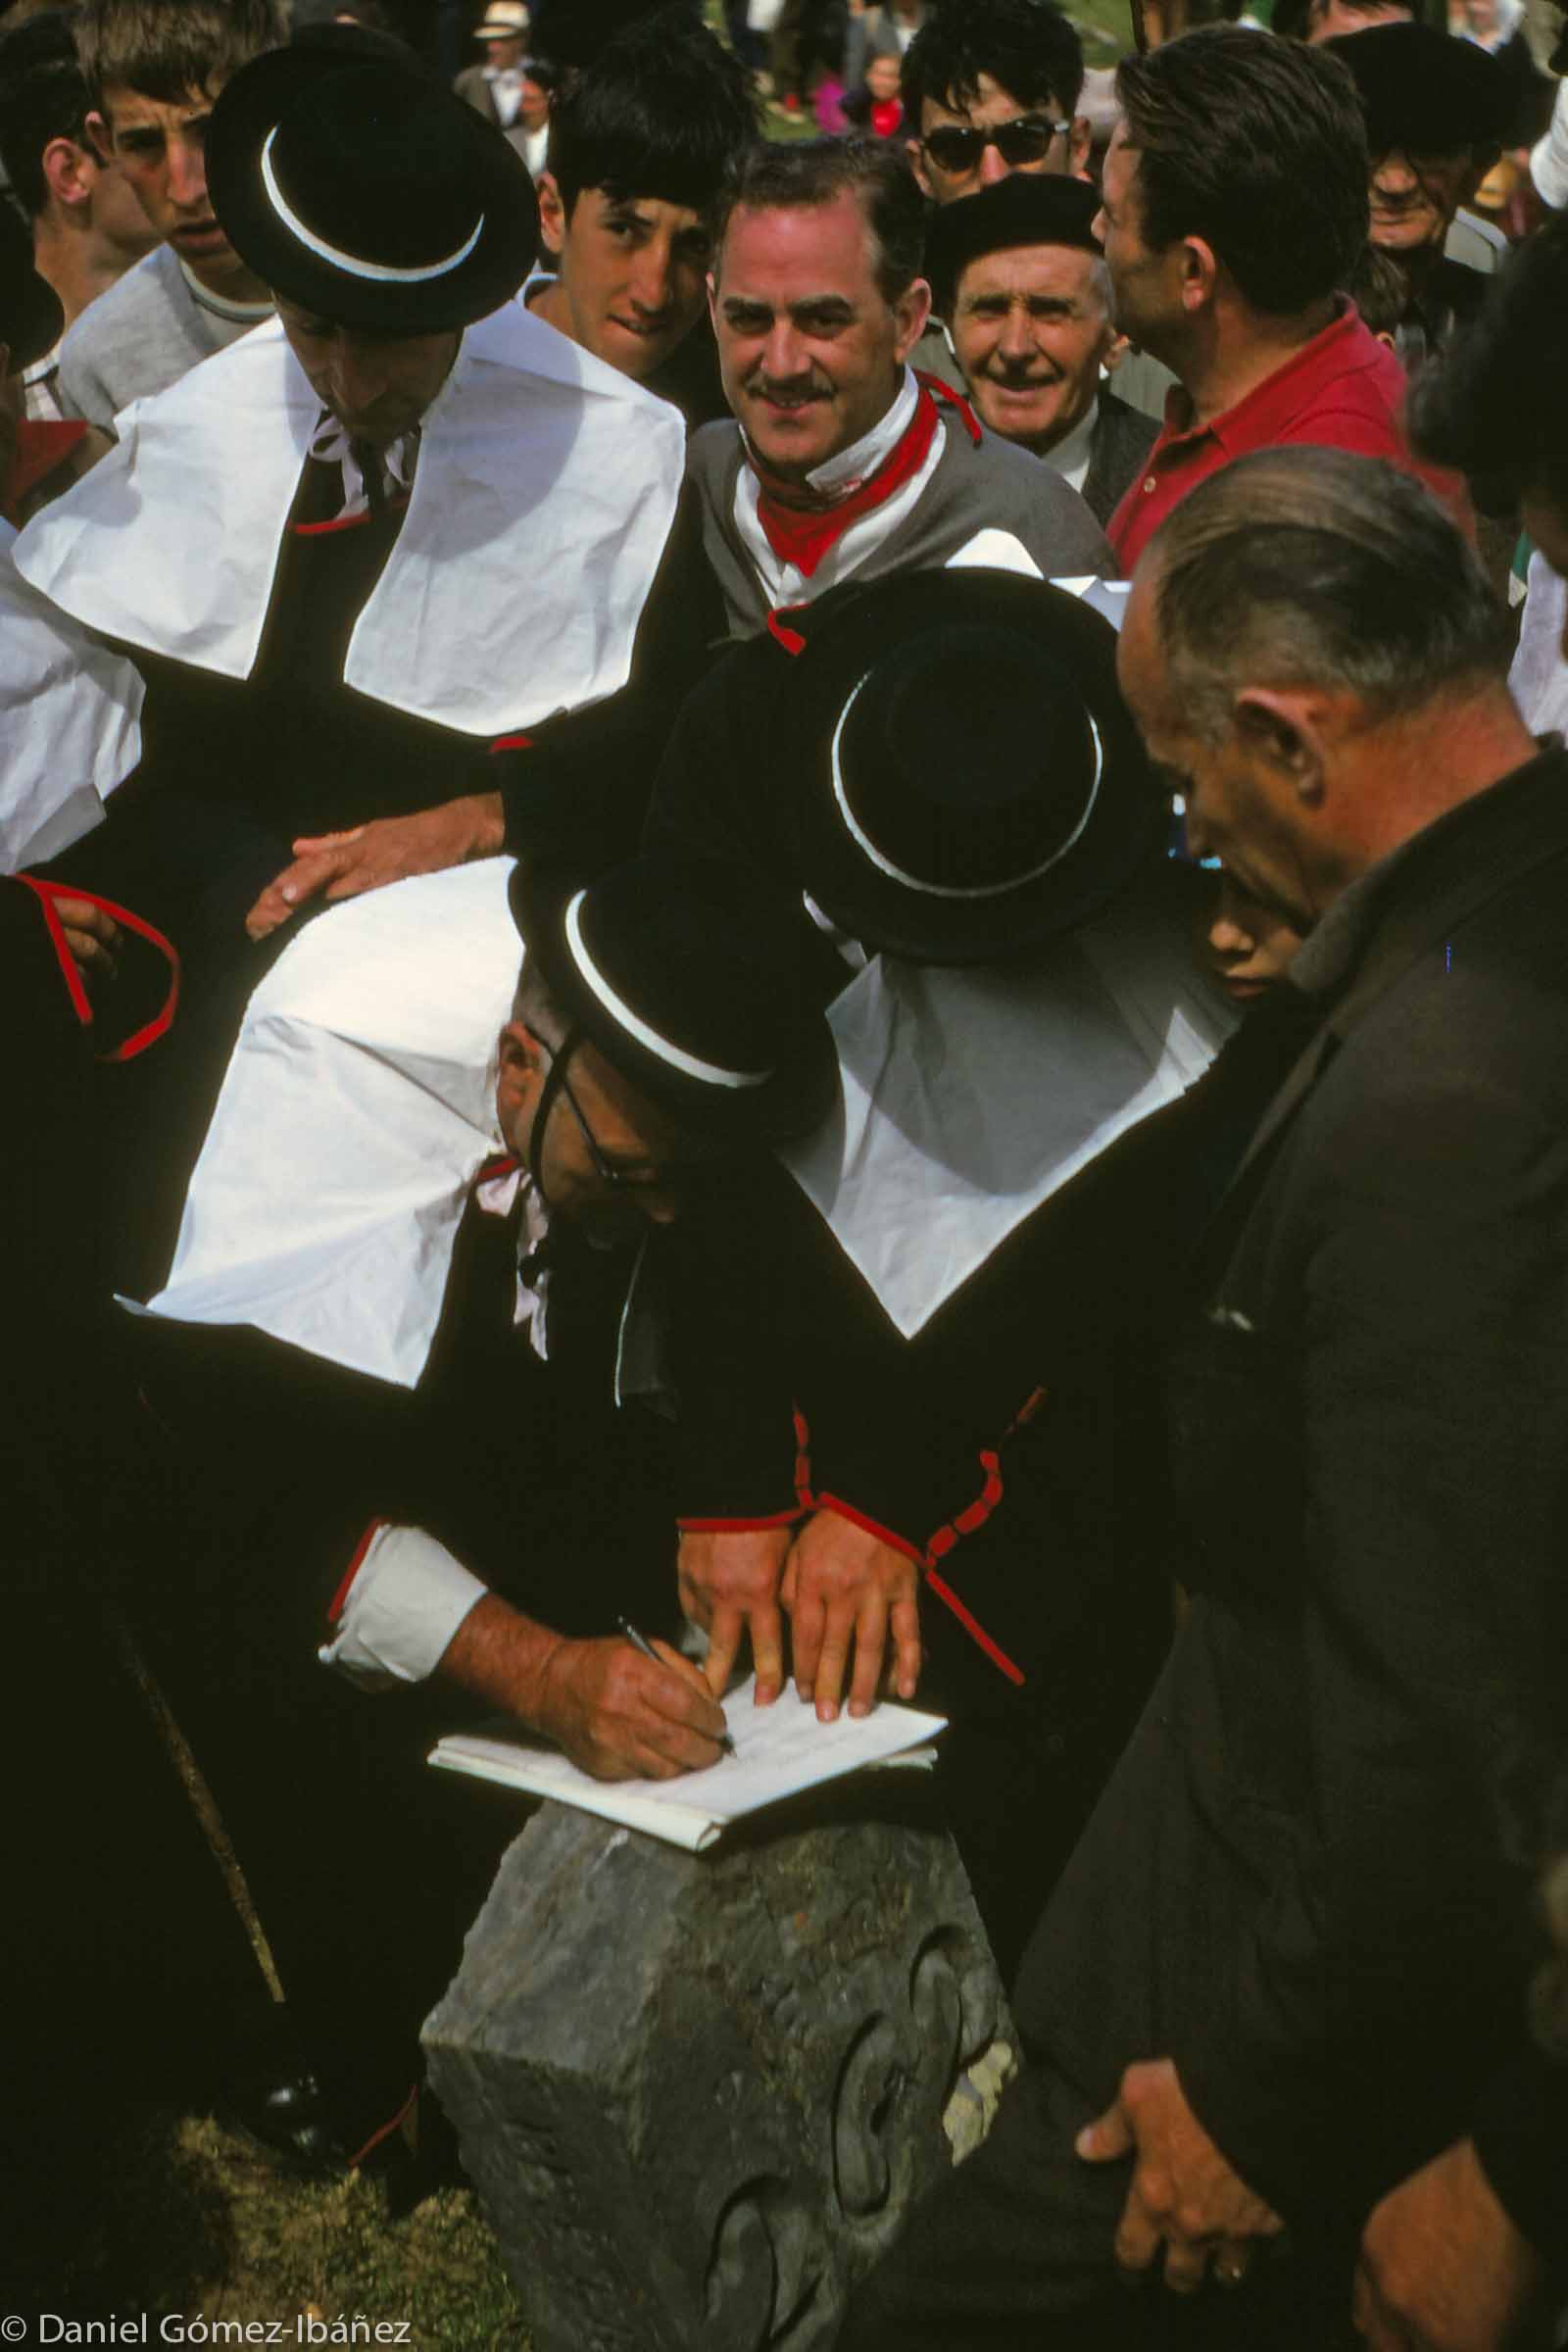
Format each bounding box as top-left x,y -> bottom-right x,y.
1146,448 -> 1512,745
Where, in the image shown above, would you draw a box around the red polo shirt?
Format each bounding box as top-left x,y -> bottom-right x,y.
1107,300 -> 1468,575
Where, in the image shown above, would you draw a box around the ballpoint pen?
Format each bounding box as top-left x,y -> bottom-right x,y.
618,1617 -> 736,1754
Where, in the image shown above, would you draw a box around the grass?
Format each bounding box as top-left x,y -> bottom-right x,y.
17,2113 -> 531,2349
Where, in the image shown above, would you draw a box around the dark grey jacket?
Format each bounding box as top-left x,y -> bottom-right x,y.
1015,748 -> 1568,2245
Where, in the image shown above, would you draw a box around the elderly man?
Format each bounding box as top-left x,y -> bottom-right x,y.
838,445 -> 1568,2351
841,444 -> 1568,2352
925,173 -> 1156,524
1096,25 -> 1471,577
689,136 -> 1110,641
55,0 -> 286,429
1327,23 -> 1508,373
524,6 -> 754,425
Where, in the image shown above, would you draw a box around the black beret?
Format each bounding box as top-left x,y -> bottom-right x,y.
1326,23 -> 1508,156
924,174 -> 1102,318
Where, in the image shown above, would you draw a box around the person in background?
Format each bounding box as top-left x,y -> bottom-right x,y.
0,6 -> 158,418
1095,25 -> 1468,576
925,173 -> 1155,524
841,43 -> 906,136
510,53 -> 556,175
900,0 -> 1089,201
1326,23 -> 1508,372
55,0 -> 286,429
451,0 -> 534,146
526,6 -> 755,424
691,137 -> 1110,645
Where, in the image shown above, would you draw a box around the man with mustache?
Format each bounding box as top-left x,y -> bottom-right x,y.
55,0 -> 285,431
925,172 -> 1156,527
687,135 -> 1112,645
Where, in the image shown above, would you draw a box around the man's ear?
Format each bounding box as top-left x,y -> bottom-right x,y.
84,110 -> 114,166
893,271 -> 933,362
496,1018 -> 545,1115
1178,233 -> 1220,316
1068,114 -> 1092,174
535,170 -> 566,261
42,135 -> 95,214
906,133 -> 934,200
1232,686 -> 1329,802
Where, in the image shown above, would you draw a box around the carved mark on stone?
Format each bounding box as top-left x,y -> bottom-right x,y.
705,2174 -> 823,2352
832,2012 -> 904,2220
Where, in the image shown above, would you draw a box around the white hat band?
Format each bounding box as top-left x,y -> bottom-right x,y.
261,125 -> 485,285
564,892 -> 773,1092
829,673 -> 1103,902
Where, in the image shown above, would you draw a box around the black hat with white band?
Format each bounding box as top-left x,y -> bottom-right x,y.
782,569 -> 1157,966
207,43 -> 538,333
509,851 -> 838,1144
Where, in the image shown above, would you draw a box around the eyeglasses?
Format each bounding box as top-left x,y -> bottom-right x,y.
921,115 -> 1071,173
526,1024 -> 704,1195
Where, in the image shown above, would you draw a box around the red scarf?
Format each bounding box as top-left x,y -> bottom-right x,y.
752,378 -> 944,580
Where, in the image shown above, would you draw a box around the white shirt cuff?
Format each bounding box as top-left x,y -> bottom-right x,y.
318,1521 -> 487,1690
1531,78 -> 1568,210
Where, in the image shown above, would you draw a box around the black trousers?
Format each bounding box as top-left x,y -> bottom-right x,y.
837,2061 -> 1362,2352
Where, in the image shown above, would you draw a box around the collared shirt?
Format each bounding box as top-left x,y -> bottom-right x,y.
1107,300 -> 1456,575
1036,394 -> 1099,498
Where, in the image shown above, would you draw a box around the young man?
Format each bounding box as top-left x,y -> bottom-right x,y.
901,0 -> 1089,203
55,0 -> 285,428
691,137 -> 1110,642
925,173 -> 1156,524
1095,24 -> 1465,574
0,6 -> 160,417
524,7 -> 755,426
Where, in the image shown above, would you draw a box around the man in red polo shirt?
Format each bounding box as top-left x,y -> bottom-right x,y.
1097,25 -> 1462,576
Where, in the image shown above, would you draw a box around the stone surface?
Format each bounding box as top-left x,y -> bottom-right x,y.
423,1790 -> 1019,2352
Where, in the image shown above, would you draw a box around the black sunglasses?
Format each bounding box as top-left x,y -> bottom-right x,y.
921,114 -> 1071,173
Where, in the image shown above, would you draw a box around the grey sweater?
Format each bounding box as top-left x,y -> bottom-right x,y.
57,241 -> 271,431
686,407 -> 1114,641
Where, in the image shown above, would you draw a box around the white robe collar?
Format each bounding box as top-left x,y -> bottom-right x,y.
13,303 -> 685,741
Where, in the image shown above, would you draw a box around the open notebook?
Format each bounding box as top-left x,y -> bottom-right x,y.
428,1674 -> 948,1853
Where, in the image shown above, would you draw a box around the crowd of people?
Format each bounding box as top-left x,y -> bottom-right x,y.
2,0 -> 1567,2338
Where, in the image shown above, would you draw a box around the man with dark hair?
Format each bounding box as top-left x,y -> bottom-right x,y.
0,6 -> 158,416
691,136 -> 1110,641
900,0 -> 1088,202
1327,23 -> 1508,373
925,174 -> 1156,524
55,0 -> 286,427
1096,24 -> 1462,573
524,6 -> 755,423
839,442 -> 1568,2352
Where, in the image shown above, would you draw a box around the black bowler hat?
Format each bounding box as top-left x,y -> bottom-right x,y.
779,569 -> 1158,967
509,852 -> 838,1144
1326,24 -> 1508,156
0,201 -> 64,370
925,175 -> 1103,318
207,44 -> 538,332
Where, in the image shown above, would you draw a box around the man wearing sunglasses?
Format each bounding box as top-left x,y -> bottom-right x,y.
901,0 -> 1090,204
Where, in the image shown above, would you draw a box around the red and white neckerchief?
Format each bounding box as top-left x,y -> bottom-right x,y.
735,367 -> 970,611
308,410 -> 419,521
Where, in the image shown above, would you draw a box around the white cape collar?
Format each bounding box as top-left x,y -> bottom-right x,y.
13,303 -> 685,740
